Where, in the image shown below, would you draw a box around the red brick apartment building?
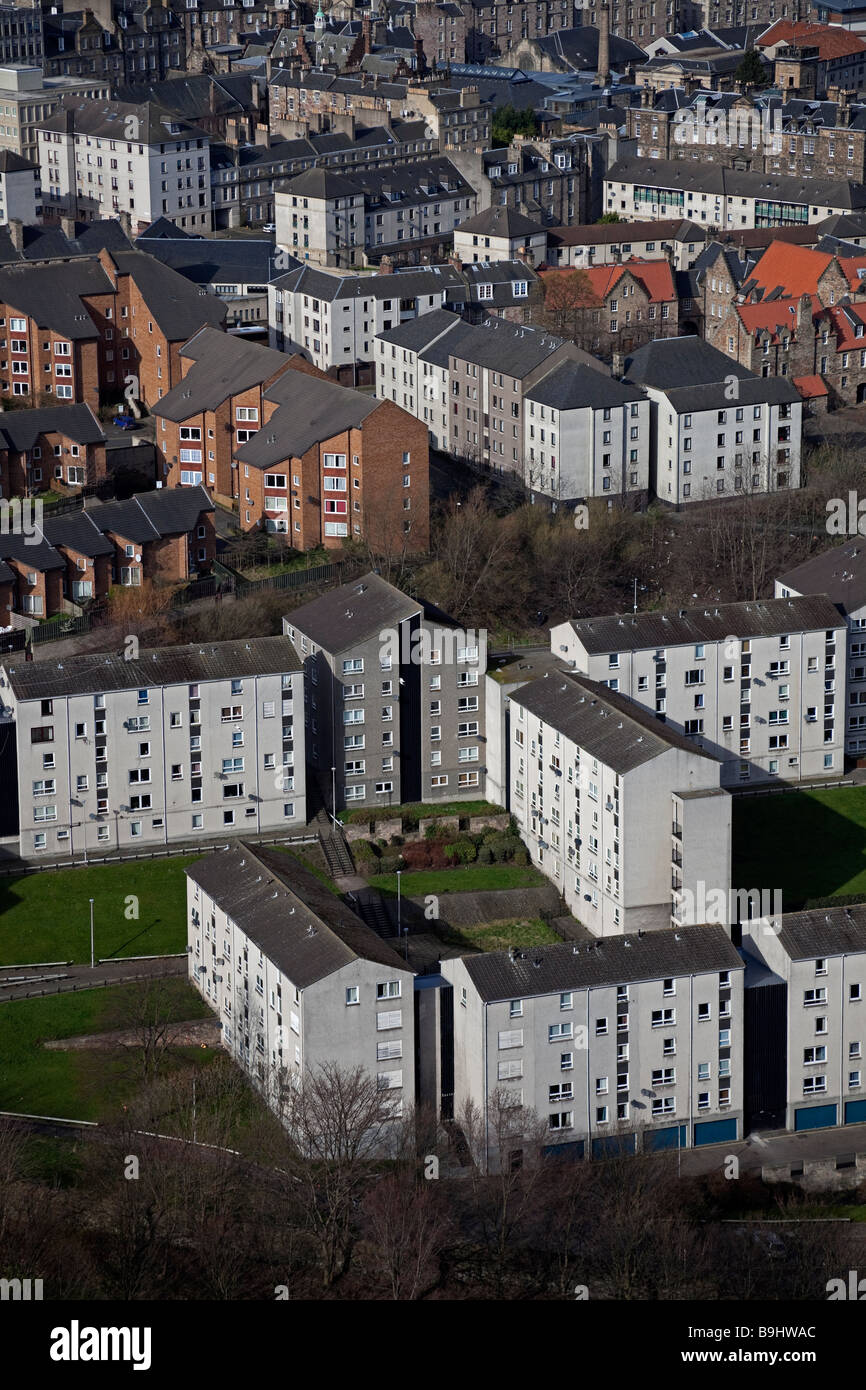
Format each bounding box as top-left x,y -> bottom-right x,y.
156,331 -> 430,552
0,247 -> 226,412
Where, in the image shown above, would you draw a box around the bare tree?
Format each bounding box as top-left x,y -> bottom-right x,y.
274,1061 -> 401,1287
360,1169 -> 453,1299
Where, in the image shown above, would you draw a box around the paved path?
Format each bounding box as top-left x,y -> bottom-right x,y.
0,954 -> 186,1003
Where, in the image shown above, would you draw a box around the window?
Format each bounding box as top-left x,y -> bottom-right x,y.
345,986 -> 359,1006
549,1022 -> 573,1042
376,981 -> 401,1000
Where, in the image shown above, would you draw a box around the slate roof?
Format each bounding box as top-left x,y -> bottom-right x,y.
0,404 -> 104,451
778,538 -> 866,615
4,634 -> 300,702
455,205 -> 546,240
624,335 -> 754,390
606,156 -> 866,211
271,262 -> 462,302
154,327 -> 292,421
109,250 -> 228,341
135,235 -> 285,288
548,217 -> 703,248
772,903 -> 866,960
462,922 -> 741,1001
186,843 -> 410,989
287,570 -> 420,651
0,258 -> 113,339
0,151 -> 36,174
375,306 -> 460,352
510,672 -> 721,770
565,594 -> 844,655
234,371 -> 381,469
282,166 -> 363,200
413,315 -> 566,376
533,25 -> 647,73
526,360 -> 640,411
42,511 -> 114,559
39,98 -> 208,146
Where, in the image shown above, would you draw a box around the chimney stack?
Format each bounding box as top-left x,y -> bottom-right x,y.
7,219 -> 23,252
597,5 -> 611,88
379,254 -> 394,275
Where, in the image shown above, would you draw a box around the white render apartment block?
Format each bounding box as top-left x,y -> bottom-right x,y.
0,636 -> 305,857
524,360 -> 651,503
551,594 -> 846,786
284,570 -> 487,811
742,906 -> 866,1134
508,673 -> 731,936
442,923 -> 745,1169
623,336 -> 802,505
777,538 -> 866,758
187,843 -> 415,1134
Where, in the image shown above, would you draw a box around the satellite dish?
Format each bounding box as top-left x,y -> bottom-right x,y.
134,553 -> 142,562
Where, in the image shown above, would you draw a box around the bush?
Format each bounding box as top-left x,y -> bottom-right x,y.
513,849 -> 529,866
379,855 -> 404,874
352,839 -> 380,863
445,839 -> 477,865
477,844 -> 494,864
390,834 -> 404,847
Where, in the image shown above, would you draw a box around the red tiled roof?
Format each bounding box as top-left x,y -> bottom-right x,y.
540,259 -> 676,304
839,254 -> 866,293
757,19 -> 866,60
749,240 -> 836,300
793,374 -> 829,398
825,302 -> 866,349
736,300 -> 804,340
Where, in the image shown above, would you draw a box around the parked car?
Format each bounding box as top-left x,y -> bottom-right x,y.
114,415 -> 137,430
262,223 -> 276,233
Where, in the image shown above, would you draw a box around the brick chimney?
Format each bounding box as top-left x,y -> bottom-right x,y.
449,250 -> 462,270
296,31 -> 312,67
7,219 -> 23,252
414,36 -> 427,76
362,15 -> 372,54
597,5 -> 611,87
379,254 -> 394,274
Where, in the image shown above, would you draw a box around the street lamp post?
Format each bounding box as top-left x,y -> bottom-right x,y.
397,868 -> 402,940
331,764 -> 337,827
89,897 -> 95,969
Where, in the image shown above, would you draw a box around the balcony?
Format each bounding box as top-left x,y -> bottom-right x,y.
671,822 -> 682,838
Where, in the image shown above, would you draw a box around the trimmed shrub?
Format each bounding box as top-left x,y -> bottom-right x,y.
379,855 -> 404,874
513,849 -> 529,866
445,839 -> 476,865
477,844 -> 494,864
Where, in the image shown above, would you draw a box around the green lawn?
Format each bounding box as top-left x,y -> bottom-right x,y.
376,864 -> 544,897
0,856 -> 203,966
439,918 -> 561,953
733,785 -> 866,909
0,979 -> 211,1121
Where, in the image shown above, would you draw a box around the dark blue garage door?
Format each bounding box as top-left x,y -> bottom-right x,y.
794,1103 -> 837,1131
844,1099 -> 866,1124
644,1124 -> 687,1152
694,1117 -> 738,1146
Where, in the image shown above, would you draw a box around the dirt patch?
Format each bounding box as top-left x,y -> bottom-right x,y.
43,1018 -> 221,1051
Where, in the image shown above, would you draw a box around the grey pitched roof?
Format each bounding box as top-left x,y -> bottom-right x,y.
607,156 -> 866,211
772,904 -> 866,962
42,511 -> 114,559
283,166 -> 362,200
234,372 -> 380,469
376,305 -> 460,353
40,98 -> 208,146
419,315 -> 567,377
0,404 -> 104,452
271,262 -> 462,302
83,485 -> 214,543
186,843 -> 411,988
510,672 -> 721,771
461,922 -> 741,1002
535,24 -> 647,72
0,151 -> 36,174
566,594 -> 844,656
547,217 -> 703,248
778,539 -> 866,615
0,258 -> 113,339
662,375 -> 800,413
113,73 -> 254,121
287,570 -> 420,652
153,327 -> 292,421
0,532 -> 66,570
455,205 -> 546,240
624,335 -> 754,390
4,635 -> 301,702
135,235 -> 285,288
526,360 -> 639,411
109,250 -> 228,341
